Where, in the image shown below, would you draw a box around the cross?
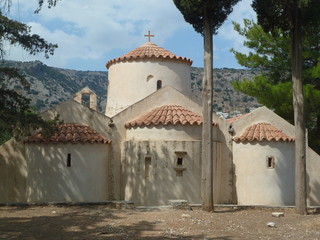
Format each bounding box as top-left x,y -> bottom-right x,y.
144,30 -> 155,42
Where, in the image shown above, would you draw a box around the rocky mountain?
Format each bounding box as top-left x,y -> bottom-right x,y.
190,67 -> 261,118
4,60 -> 108,112
4,60 -> 261,118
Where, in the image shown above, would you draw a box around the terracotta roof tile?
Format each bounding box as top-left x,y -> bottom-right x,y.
227,114 -> 249,123
106,42 -> 192,68
233,122 -> 294,142
125,105 -> 217,128
25,124 -> 111,144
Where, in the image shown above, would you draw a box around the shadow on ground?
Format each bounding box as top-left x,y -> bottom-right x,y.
0,206 -> 234,239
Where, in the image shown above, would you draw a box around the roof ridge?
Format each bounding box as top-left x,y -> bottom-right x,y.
106,42 -> 192,68
25,123 -> 111,144
234,122 -> 294,142
125,105 -> 217,128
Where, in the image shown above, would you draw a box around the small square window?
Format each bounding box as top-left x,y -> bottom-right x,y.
177,157 -> 183,166
267,156 -> 275,169
174,151 -> 187,177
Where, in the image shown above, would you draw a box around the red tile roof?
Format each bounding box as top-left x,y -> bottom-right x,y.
25,124 -> 111,144
125,105 -> 217,128
227,114 -> 249,123
233,122 -> 294,142
106,42 -> 192,68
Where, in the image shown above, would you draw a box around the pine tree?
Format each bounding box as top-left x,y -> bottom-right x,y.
252,0 -> 320,215
231,19 -> 320,154
173,0 -> 240,211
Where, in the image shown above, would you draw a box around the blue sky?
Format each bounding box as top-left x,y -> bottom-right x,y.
6,0 -> 256,71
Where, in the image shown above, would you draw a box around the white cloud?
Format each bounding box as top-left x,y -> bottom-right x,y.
5,0 -> 256,70
6,0 -> 187,68
218,0 -> 256,54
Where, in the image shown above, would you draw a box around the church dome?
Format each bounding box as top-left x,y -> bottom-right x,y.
105,38 -> 193,117
106,42 -> 192,69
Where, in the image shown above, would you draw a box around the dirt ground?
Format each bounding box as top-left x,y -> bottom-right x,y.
0,205 -> 320,240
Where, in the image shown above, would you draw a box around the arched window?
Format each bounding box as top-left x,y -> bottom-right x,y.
157,80 -> 162,90
146,75 -> 154,82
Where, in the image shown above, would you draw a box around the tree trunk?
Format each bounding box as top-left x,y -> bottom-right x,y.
201,8 -> 214,212
292,6 -> 307,215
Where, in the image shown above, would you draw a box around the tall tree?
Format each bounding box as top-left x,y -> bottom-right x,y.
0,0 -> 60,143
231,19 -> 320,154
252,0 -> 320,214
173,0 -> 239,211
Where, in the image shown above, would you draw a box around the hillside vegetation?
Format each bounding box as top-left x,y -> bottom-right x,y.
191,67 -> 261,117
4,60 -> 108,112
4,60 -> 261,118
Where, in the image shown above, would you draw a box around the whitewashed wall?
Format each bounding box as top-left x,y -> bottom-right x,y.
233,141 -> 295,206
126,125 -> 202,141
307,147 -> 320,206
106,61 -> 192,116
26,143 -> 109,203
0,139 -> 27,202
122,140 -> 202,206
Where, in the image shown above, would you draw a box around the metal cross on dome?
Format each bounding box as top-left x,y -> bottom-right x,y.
144,30 -> 155,42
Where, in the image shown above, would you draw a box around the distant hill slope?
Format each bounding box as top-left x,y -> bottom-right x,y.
4,60 -> 261,118
4,60 -> 108,112
190,67 -> 261,117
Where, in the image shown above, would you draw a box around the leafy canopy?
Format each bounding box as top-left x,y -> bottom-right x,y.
173,0 -> 239,35
252,0 -> 320,33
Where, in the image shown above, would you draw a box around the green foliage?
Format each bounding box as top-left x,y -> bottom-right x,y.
173,0 -> 240,35
0,88 -> 62,143
231,19 -> 320,152
231,19 -> 291,83
232,19 -> 320,86
252,0 -> 320,33
0,0 -> 60,143
233,76 -> 293,121
0,14 -> 57,59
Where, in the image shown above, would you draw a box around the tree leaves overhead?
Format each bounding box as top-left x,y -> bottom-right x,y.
173,0 -> 239,35
0,14 -> 57,59
252,0 -> 320,33
231,19 -> 291,84
0,0 -> 60,13
233,76 -> 294,121
0,0 -> 60,144
35,0 -> 60,13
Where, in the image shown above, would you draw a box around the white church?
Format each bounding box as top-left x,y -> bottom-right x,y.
1,35 -> 320,207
